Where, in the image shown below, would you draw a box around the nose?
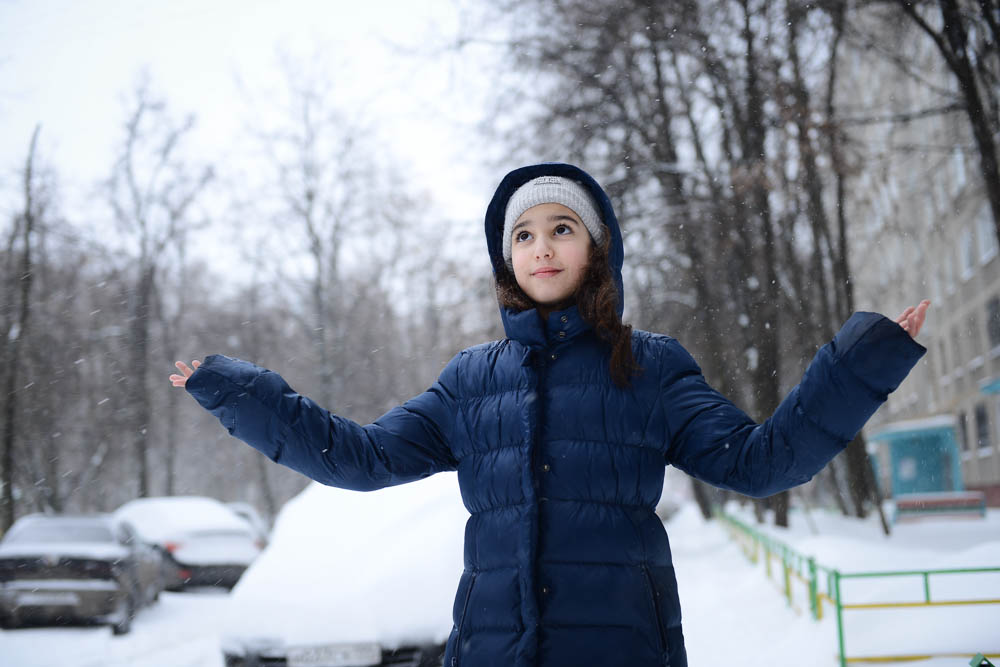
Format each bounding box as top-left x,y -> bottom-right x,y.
535,237 -> 553,259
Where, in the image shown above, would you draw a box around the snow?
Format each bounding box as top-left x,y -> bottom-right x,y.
0,542 -> 127,561
221,472 -> 468,653
674,502 -> 1000,666
4,579 -> 118,592
1,497 -> 997,666
114,497 -> 252,542
114,496 -> 261,566
867,413 -> 957,436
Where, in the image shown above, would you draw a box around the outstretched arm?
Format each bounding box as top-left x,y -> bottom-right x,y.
174,355 -> 460,491
663,307 -> 928,498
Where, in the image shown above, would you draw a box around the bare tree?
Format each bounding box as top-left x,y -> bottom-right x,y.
460,0 -> 910,525
106,77 -> 213,498
1,126 -> 43,530
886,0 -> 1000,244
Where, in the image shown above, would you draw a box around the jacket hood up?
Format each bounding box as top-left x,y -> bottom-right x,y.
484,163 -> 625,335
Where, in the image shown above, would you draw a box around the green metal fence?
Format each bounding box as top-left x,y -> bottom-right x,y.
716,510 -> 1000,665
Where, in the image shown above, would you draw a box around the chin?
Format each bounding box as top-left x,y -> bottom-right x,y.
534,297 -> 576,312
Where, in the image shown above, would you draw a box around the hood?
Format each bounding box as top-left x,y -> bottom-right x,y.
0,541 -> 129,562
484,163 -> 625,332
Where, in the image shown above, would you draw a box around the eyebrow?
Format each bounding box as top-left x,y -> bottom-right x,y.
511,214 -> 582,233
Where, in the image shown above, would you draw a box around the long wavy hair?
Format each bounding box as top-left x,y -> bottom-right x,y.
495,232 -> 642,387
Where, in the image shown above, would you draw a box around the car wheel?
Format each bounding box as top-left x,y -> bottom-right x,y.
110,594 -> 134,636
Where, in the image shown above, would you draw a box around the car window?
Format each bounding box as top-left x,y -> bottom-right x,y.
118,523 -> 137,545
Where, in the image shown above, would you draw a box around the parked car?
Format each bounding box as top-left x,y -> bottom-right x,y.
221,472 -> 468,667
0,513 -> 163,635
225,501 -> 270,549
114,496 -> 263,590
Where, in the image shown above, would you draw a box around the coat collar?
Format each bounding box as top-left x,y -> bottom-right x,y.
501,304 -> 591,350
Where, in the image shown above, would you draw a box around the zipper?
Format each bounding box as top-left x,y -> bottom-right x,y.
641,564 -> 668,661
453,572 -> 478,667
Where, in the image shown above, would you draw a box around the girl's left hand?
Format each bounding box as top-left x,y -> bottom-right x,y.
169,360 -> 202,387
894,299 -> 930,338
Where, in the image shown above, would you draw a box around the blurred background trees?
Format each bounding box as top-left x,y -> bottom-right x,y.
1,0 -> 995,532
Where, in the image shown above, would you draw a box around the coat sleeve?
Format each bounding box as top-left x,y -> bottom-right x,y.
661,312 -> 926,498
184,353 -> 461,491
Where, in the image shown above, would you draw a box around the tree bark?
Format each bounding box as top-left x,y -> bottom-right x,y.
1,126 -> 40,531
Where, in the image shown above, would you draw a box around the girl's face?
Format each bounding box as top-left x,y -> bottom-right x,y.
510,203 -> 592,315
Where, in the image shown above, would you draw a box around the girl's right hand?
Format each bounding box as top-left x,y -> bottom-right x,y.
169,360 -> 202,387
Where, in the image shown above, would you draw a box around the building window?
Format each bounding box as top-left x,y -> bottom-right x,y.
959,226 -> 976,281
944,248 -> 956,294
953,326 -> 964,370
988,296 -> 1000,350
967,313 -> 983,365
958,410 -> 969,451
953,150 -> 967,190
978,206 -> 999,264
935,176 -> 950,215
975,403 -> 991,450
938,338 -> 950,380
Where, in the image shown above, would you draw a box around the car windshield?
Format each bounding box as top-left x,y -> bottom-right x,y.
6,521 -> 114,544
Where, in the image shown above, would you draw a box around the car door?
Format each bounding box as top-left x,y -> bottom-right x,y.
117,522 -> 158,605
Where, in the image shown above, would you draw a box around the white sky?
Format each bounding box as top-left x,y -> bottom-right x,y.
0,0 -> 502,274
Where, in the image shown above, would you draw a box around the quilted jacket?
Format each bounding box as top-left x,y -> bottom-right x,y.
185,162 -> 927,666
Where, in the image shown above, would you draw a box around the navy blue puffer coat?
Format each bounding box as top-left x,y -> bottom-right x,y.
186,163 -> 926,667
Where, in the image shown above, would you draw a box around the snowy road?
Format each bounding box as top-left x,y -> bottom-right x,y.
2,505 -> 997,666
0,588 -> 228,667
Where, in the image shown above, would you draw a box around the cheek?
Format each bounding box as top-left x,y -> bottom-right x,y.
511,251 -> 531,284
569,246 -> 592,276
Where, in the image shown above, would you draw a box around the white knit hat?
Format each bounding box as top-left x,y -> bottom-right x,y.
502,175 -> 605,269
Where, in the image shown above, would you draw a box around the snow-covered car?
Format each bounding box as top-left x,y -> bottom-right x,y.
0,513 -> 163,635
225,501 -> 270,549
114,496 -> 264,590
221,472 -> 468,667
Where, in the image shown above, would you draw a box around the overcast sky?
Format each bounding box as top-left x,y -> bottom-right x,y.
0,0 -> 502,265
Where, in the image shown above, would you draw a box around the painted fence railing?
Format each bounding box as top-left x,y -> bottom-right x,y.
716,510 -> 1000,666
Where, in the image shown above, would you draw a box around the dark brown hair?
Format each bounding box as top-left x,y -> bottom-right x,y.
495,233 -> 642,387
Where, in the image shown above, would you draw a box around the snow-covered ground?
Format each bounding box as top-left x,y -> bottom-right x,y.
0,588 -> 229,667
675,502 -> 1000,666
2,501 -> 997,666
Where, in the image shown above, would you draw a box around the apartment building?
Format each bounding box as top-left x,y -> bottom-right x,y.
839,18 -> 1000,504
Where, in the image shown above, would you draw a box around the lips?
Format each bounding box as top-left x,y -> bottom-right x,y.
532,267 -> 563,277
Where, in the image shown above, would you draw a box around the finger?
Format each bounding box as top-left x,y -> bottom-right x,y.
895,306 -> 915,323
192,360 -> 201,369
168,374 -> 184,382
175,361 -> 190,374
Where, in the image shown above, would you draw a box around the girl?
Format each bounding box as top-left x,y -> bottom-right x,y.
170,163 -> 929,667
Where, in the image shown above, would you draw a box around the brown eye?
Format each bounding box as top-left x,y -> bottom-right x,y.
516,230 -> 532,242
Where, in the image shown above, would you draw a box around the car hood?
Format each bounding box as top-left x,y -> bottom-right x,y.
0,541 -> 128,561
221,473 -> 467,650
115,496 -> 253,543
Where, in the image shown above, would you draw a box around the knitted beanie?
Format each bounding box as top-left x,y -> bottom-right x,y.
502,175 -> 605,269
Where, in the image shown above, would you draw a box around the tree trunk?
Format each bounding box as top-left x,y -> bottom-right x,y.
740,0 -> 788,528
1,126 -> 40,531
129,263 -> 155,497
690,478 -> 715,520
895,0 -> 1000,247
